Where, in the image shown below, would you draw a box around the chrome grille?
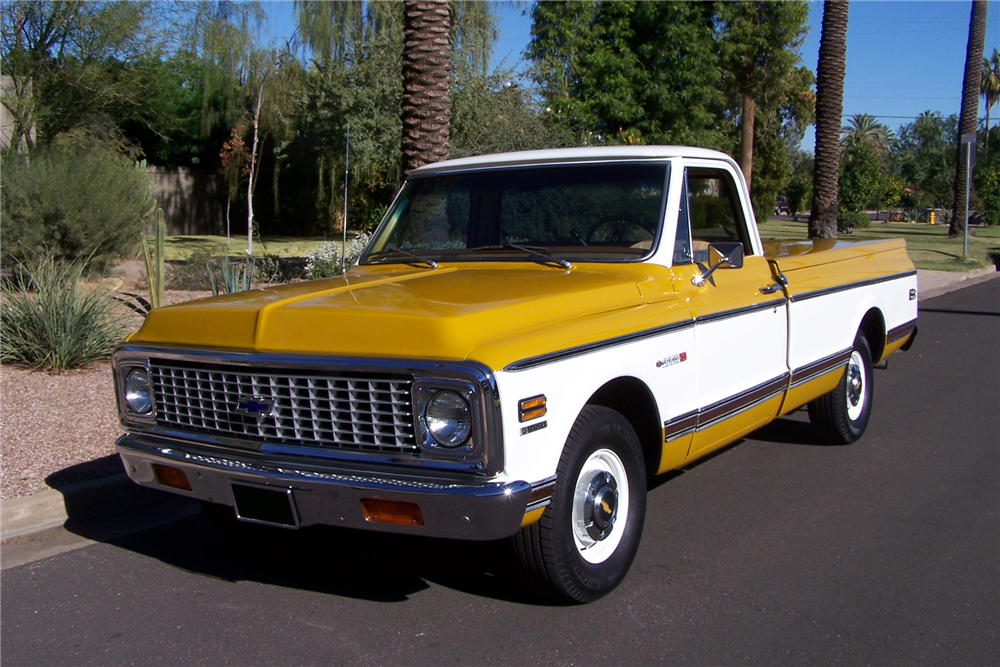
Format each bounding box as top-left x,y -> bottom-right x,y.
149,360 -> 416,453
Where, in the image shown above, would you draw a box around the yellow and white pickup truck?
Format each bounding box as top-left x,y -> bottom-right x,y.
113,147 -> 918,603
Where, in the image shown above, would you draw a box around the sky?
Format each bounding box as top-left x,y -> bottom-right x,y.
267,1 -> 1000,152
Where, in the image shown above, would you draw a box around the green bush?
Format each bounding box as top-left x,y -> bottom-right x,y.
0,139 -> 155,274
974,165 -> 1000,226
0,254 -> 126,370
837,210 -> 870,233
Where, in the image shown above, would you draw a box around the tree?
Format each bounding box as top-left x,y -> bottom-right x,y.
199,1 -> 301,254
0,1 -> 187,152
809,0 -> 849,239
891,111 -> 957,210
981,48 -> 1000,163
401,0 -> 452,171
842,113 -> 893,153
451,66 -> 569,158
715,0 -> 809,193
839,139 -> 882,213
950,0 -> 987,237
295,1 -> 498,175
528,1 -> 727,148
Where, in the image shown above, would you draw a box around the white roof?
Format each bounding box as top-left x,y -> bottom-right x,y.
409,145 -> 736,175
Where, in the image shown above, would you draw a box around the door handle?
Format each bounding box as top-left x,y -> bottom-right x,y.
760,272 -> 788,295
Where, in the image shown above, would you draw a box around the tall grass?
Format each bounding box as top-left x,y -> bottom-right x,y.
0,254 -> 125,370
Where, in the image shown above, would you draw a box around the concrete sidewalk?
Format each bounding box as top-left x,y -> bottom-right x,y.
2,265 -> 997,542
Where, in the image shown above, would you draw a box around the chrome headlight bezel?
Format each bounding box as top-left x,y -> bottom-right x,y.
413,381 -> 476,456
116,360 -> 156,423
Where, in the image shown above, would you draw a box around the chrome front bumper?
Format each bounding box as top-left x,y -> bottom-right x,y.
116,433 -> 533,540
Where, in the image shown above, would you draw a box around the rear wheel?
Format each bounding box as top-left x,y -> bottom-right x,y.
513,406 -> 646,604
808,333 -> 874,444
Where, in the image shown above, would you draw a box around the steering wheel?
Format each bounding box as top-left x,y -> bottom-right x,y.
586,218 -> 653,245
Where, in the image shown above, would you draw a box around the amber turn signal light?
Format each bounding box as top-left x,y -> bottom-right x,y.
361,499 -> 424,526
518,395 -> 547,422
152,464 -> 192,491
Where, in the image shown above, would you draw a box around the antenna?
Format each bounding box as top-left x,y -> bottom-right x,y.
342,122 -> 350,274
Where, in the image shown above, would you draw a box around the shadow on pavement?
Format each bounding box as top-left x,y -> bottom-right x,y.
63,489 -> 547,606
750,417 -> 832,447
44,455 -> 125,491
54,406 -> 854,605
918,307 -> 1000,317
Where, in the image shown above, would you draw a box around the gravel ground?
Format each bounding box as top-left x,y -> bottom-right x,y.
0,287 -> 210,500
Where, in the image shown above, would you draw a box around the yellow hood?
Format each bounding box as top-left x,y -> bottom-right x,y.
130,263 -> 663,366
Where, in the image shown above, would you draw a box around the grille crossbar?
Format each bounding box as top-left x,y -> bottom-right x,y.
150,360 -> 417,453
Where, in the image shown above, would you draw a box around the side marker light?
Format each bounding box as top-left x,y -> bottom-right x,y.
519,395 -> 547,422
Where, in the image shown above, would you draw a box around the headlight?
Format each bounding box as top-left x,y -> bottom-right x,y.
124,367 -> 153,415
422,390 -> 471,447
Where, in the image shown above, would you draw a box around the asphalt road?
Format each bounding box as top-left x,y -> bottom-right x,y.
2,279 -> 998,666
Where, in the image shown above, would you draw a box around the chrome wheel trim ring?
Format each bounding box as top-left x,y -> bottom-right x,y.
572,448 -> 629,564
846,350 -> 866,421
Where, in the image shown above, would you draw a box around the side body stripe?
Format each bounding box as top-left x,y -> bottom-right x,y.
887,318 -> 918,344
790,348 -> 852,388
788,270 -> 917,303
663,374 -> 788,442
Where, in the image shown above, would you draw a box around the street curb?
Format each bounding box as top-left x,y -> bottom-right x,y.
2,265 -> 997,542
1,474 -> 167,541
918,265 -> 998,302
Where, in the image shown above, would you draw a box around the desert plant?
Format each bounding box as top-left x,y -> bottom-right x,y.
0,140 -> 156,273
141,208 -> 167,309
120,207 -> 167,316
902,206 -> 924,223
208,256 -> 256,296
0,253 -> 126,370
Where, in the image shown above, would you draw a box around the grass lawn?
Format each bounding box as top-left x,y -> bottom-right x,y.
157,235 -> 347,261
152,224 -> 1000,273
758,217 -> 1000,272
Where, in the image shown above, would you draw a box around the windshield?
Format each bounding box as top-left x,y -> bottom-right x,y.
362,163 -> 668,265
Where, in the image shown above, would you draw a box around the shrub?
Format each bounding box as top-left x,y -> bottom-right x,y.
974,165 -> 1000,226
0,253 -> 126,370
839,140 -> 882,213
305,232 -> 372,280
0,139 -> 156,274
837,211 -> 870,233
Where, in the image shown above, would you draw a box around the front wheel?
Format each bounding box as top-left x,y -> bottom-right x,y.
512,406 -> 646,604
808,333 -> 874,444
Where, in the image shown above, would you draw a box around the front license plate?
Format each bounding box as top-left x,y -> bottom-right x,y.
231,483 -> 299,529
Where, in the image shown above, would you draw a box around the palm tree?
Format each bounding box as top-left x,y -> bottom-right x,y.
401,0 -> 452,172
809,1 -> 849,239
841,113 -> 893,152
951,0 -> 987,238
981,48 -> 1000,163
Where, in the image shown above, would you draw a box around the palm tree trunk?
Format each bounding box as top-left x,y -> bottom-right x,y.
401,0 -> 451,173
809,1 -> 849,240
740,94 -> 755,193
951,0 -> 987,237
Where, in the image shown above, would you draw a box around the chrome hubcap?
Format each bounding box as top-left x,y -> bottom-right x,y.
847,363 -> 863,407
572,448 -> 630,564
583,471 -> 618,541
845,350 -> 867,422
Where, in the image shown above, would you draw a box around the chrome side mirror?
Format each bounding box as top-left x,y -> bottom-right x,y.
692,242 -> 744,286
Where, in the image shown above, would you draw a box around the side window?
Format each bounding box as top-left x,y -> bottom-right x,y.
687,168 -> 753,256
673,171 -> 693,264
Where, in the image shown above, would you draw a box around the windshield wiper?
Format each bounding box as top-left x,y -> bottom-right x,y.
470,244 -> 572,270
369,247 -> 438,269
